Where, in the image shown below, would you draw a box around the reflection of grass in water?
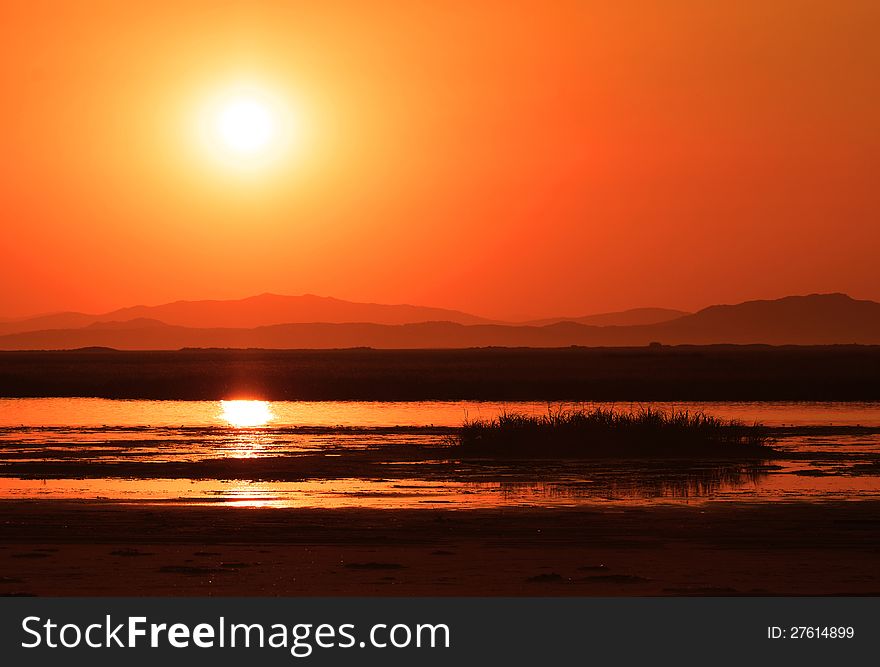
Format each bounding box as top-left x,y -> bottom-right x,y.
495,463 -> 767,500
456,407 -> 773,459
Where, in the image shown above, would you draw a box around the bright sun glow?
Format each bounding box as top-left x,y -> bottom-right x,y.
220,400 -> 274,427
215,98 -> 276,154
195,82 -> 297,170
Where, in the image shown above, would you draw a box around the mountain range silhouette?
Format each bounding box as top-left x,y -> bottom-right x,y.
0,293 -> 877,349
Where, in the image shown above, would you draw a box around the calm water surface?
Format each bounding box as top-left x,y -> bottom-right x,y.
3,398 -> 880,428
1,398 -> 879,507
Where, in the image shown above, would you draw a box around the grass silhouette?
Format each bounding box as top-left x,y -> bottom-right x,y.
456,407 -> 773,458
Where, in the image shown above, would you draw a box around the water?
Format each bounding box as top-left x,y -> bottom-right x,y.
1,398 -> 879,507
3,398 -> 880,428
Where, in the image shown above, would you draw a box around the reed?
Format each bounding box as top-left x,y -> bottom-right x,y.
455,407 -> 773,458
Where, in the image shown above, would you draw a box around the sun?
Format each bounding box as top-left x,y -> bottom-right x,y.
194,82 -> 296,170
220,400 -> 274,428
215,98 -> 276,155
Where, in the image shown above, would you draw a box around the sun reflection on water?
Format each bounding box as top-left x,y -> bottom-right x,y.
219,400 -> 274,428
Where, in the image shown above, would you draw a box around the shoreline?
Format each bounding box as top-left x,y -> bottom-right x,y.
2,500 -> 878,596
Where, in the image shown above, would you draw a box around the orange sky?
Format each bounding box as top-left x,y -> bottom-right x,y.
2,1 -> 878,320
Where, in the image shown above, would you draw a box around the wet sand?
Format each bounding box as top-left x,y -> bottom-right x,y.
2,500 -> 879,596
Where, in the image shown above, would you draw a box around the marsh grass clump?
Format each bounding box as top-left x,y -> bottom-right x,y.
456,407 -> 773,459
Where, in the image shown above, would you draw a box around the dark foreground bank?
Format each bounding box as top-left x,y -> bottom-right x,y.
1,501 -> 878,596
2,346 -> 880,400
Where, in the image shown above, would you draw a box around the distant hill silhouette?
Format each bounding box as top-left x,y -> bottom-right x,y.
645,293 -> 880,345
0,293 -> 498,335
0,312 -> 99,335
0,293 -> 877,350
525,307 -> 689,327
84,318 -> 170,330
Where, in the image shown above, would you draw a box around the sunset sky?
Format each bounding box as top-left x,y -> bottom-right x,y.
2,1 -> 878,320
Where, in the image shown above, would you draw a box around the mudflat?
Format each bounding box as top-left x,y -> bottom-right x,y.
2,500 -> 878,596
